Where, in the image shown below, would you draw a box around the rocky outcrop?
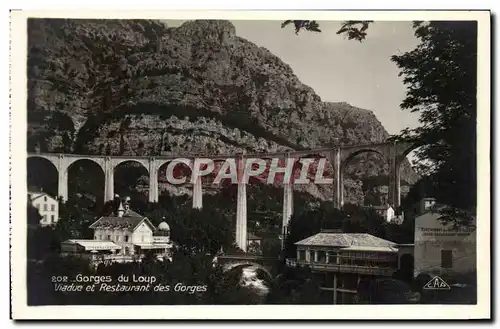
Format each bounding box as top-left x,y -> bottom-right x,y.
27,19 -> 418,204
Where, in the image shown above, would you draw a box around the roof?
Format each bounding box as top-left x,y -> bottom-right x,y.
295,233 -> 396,249
158,222 -> 170,231
343,245 -> 398,253
29,191 -> 57,202
62,239 -> 121,251
247,233 -> 261,240
89,211 -> 155,231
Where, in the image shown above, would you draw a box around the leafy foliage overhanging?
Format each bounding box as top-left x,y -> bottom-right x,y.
283,20 -> 478,216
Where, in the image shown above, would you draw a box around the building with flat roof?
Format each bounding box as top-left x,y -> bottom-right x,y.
287,230 -> 400,304
414,206 -> 476,281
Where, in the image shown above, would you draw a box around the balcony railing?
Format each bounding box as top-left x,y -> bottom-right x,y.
288,259 -> 397,276
91,254 -> 141,262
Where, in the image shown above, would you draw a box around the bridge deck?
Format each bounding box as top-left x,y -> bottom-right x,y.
27,141 -> 400,160
217,255 -> 278,261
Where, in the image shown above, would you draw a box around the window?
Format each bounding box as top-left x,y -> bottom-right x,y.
43,215 -> 47,222
51,204 -> 55,211
124,235 -> 129,242
43,204 -> 47,211
51,215 -> 55,223
298,250 -> 305,260
441,250 -> 453,269
44,196 -> 47,202
327,252 -> 337,264
317,251 -> 326,263
107,235 -> 111,241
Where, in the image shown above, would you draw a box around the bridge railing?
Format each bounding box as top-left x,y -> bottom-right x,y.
217,255 -> 278,261
27,141 -> 399,161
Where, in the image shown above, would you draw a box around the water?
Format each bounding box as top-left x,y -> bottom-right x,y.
240,266 -> 270,297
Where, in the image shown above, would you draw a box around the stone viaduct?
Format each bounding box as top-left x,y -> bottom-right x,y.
27,141 -> 417,252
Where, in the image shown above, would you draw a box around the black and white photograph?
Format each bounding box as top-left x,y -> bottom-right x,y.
9,10 -> 490,320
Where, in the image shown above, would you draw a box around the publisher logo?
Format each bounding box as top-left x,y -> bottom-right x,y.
423,276 -> 451,290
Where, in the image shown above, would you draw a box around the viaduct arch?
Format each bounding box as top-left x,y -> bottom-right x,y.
27,140 -> 420,252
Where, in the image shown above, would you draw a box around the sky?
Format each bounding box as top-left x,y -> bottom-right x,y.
166,20 -> 421,135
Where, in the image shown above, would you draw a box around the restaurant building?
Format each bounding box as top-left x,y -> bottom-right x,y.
288,230 -> 400,304
61,196 -> 172,266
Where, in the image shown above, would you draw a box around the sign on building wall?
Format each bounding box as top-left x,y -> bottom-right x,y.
414,211 -> 476,278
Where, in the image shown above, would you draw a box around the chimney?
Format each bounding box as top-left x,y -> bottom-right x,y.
124,196 -> 131,214
117,201 -> 125,217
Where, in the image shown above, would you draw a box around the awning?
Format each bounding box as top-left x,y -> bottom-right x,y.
64,239 -> 121,251
134,243 -> 172,249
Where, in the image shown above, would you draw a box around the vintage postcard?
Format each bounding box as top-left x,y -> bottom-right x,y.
10,10 -> 491,320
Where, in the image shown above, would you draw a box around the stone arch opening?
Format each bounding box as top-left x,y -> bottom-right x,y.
67,159 -> 105,205
396,143 -> 423,176
395,142 -> 423,204
293,153 -> 333,203
113,160 -> 150,208
224,262 -> 273,281
396,143 -> 424,167
27,156 -> 58,197
296,153 -> 333,184
340,149 -> 388,206
157,159 -> 192,199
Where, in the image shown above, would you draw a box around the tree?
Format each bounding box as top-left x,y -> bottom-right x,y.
341,204 -> 387,238
144,202 -> 234,255
282,20 -> 373,41
283,20 -> 478,218
391,21 -> 477,214
55,198 -> 96,241
284,202 -> 345,258
281,20 -> 322,34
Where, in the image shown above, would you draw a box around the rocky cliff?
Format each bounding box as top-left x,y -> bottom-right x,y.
27,19 -> 418,204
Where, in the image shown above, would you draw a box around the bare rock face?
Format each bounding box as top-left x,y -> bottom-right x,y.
27,19 -> 418,204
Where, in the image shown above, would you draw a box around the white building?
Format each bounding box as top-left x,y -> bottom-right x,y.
61,196 -> 172,265
364,204 -> 396,223
405,197 -> 436,221
28,191 -> 59,226
414,205 -> 476,280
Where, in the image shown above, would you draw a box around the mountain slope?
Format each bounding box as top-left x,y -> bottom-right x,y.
27,19 -> 418,204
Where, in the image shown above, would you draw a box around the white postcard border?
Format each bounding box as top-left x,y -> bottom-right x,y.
10,9 -> 491,320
